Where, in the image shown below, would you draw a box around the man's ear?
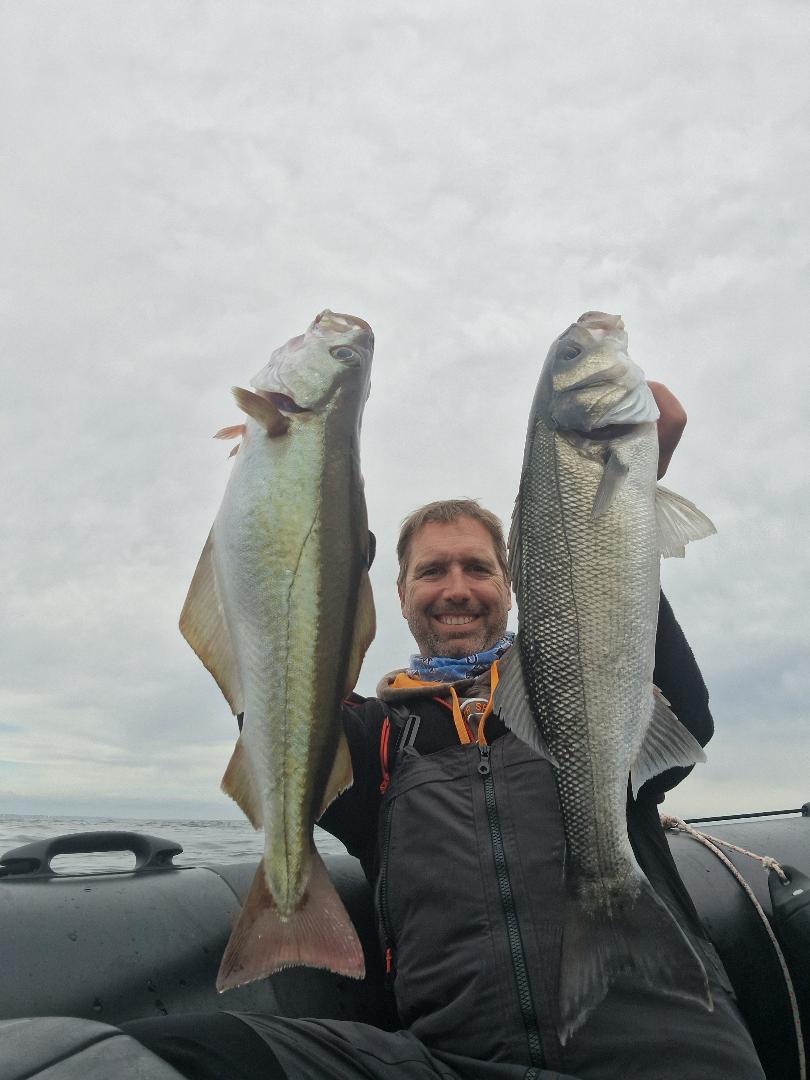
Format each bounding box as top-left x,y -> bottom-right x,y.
398,584 -> 406,615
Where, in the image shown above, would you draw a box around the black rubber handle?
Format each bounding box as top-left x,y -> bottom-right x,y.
0,831 -> 183,877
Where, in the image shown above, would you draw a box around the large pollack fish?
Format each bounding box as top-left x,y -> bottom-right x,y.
494,311 -> 716,1041
180,310 -> 376,990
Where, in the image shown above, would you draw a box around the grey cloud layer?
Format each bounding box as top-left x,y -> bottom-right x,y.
1,0 -> 807,818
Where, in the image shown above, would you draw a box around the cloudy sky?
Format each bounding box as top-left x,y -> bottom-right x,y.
1,1 -> 807,825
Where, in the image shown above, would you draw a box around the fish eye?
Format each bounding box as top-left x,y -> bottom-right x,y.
330,346 -> 359,362
558,342 -> 582,362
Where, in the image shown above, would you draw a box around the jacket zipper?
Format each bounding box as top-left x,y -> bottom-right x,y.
377,795 -> 397,984
478,743 -> 545,1069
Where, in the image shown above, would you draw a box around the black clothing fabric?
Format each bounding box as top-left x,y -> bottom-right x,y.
121,1013 -> 286,1080
131,595 -> 765,1079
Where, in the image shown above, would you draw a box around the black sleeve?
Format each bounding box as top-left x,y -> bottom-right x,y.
317,697 -> 387,873
643,591 -> 714,800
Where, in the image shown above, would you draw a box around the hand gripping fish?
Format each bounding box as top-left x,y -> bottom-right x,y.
493,312 -> 716,1042
180,310 -> 376,990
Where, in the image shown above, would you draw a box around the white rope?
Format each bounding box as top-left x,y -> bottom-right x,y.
662,813 -> 805,1080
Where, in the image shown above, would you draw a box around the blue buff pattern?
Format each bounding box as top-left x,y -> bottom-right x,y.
408,633 -> 515,683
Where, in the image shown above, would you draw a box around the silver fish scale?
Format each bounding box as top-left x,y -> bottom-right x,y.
516,420 -> 660,893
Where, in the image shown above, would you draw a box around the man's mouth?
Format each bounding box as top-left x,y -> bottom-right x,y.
433,614 -> 479,626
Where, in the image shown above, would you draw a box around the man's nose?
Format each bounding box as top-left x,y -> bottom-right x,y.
442,567 -> 471,603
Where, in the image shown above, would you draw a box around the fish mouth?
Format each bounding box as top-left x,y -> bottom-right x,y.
259,390 -> 312,415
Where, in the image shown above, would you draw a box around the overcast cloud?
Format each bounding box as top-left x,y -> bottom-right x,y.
1,1 -> 808,822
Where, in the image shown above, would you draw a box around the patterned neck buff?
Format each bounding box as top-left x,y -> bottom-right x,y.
408,633 -> 515,683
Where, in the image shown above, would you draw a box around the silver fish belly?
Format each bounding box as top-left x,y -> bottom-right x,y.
495,311 -> 715,1041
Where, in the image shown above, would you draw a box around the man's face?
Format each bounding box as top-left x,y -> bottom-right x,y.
398,517 -> 512,658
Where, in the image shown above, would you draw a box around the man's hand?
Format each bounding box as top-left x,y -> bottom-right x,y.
648,381 -> 687,479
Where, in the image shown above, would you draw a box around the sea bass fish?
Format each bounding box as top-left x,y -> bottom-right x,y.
493,311 -> 716,1041
180,310 -> 376,991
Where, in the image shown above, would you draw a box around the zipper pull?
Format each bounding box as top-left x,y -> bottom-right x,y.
478,744 -> 491,775
384,945 -> 396,987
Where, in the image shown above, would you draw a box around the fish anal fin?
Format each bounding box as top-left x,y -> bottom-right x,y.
179,530 -> 243,715
630,687 -> 707,799
656,485 -> 716,559
232,387 -> 290,437
216,851 -> 365,992
557,874 -> 712,1044
343,567 -> 376,696
317,731 -> 353,820
592,450 -> 630,518
221,734 -> 263,828
492,643 -> 556,763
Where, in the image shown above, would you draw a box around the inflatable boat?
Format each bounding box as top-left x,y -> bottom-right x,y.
1,808 -> 808,1080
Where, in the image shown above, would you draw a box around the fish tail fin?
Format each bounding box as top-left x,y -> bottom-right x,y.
557,874 -> 712,1044
216,851 -> 365,992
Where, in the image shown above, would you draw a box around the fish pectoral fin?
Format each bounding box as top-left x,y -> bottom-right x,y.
492,642 -> 556,763
630,687 -> 707,798
179,529 -> 244,715
317,731 -> 354,820
214,424 -> 247,440
655,485 -> 717,558
216,851 -> 365,992
231,386 -> 290,437
221,733 -> 263,828
343,566 -> 376,697
591,449 -> 630,517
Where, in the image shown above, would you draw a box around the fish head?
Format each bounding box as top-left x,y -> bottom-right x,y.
541,311 -> 658,435
250,310 -> 374,416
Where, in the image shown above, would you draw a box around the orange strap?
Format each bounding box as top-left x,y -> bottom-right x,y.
386,660 -> 501,755
449,687 -> 473,744
475,659 -> 499,746
450,661 -> 500,746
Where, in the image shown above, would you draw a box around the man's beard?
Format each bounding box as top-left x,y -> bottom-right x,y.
405,605 -> 509,659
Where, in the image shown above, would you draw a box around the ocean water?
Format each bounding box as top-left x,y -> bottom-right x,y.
0,813 -> 347,874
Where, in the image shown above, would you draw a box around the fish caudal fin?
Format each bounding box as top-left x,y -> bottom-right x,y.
557,874 -> 712,1044
216,851 -> 365,992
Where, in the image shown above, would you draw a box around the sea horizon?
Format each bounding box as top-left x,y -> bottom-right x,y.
0,810 -> 347,874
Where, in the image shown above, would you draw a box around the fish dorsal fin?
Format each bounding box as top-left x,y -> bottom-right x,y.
343,566 -> 376,697
630,687 -> 707,798
231,387 -> 290,437
492,642 -> 554,761
591,449 -> 630,518
655,485 -> 717,559
317,730 -> 354,820
221,732 -> 263,828
507,487 -> 523,597
179,529 -> 244,715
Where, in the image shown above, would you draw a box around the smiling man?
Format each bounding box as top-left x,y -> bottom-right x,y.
397,503 -> 512,661
127,390 -> 765,1080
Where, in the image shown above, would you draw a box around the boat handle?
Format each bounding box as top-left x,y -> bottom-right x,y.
0,831 -> 183,877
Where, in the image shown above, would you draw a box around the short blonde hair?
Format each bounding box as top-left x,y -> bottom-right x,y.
397,499 -> 509,589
